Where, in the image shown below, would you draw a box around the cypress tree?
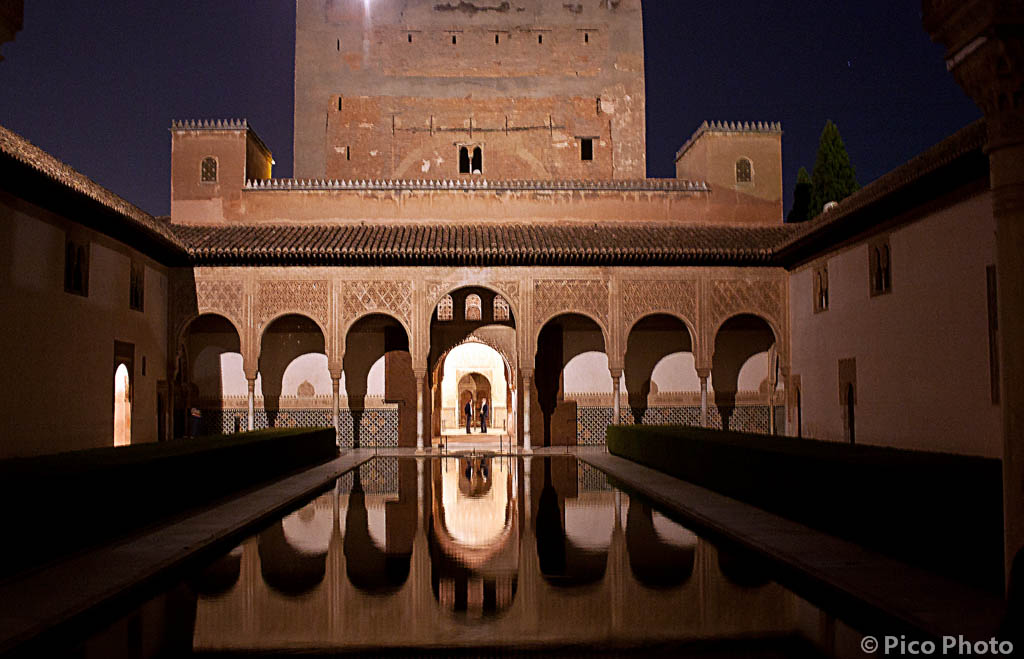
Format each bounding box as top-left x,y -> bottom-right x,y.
809,120 -> 859,218
787,166 -> 813,223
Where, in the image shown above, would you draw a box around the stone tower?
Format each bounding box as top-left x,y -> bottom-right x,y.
293,0 -> 647,181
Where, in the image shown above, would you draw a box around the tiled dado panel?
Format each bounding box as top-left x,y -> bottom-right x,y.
576,406 -> 786,445
198,408 -> 399,448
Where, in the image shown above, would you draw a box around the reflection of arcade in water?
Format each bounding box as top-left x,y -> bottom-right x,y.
189,457 -> 801,653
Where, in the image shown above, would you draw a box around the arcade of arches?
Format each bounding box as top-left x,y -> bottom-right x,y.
171,268 -> 788,448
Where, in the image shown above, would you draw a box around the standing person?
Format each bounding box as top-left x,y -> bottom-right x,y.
480,398 -> 489,434
464,397 -> 473,434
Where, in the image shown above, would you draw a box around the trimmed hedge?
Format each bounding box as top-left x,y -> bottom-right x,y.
608,425 -> 1004,593
0,428 -> 337,580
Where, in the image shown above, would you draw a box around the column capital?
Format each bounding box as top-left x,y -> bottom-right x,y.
608,368 -> 623,379
696,367 -> 711,379
520,367 -> 535,381
413,368 -> 428,380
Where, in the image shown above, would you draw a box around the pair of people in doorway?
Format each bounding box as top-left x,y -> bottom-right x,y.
463,397 -> 489,434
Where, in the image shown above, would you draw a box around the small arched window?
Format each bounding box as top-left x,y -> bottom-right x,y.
493,296 -> 510,322
471,147 -> 482,174
465,294 -> 482,321
201,157 -> 218,183
438,295 -> 454,322
736,158 -> 752,183
459,147 -> 471,174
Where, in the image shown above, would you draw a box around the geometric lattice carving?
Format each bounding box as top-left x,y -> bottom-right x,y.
493,296 -> 510,322
196,279 -> 245,323
465,294 -> 482,321
257,280 -> 330,328
534,279 -> 609,328
622,279 -> 697,329
709,278 -> 783,333
437,294 -> 454,321
340,280 -> 413,327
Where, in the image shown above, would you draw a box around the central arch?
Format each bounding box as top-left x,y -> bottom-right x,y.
429,286 -> 517,446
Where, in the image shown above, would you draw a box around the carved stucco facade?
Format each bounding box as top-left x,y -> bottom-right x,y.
172,265 -> 789,382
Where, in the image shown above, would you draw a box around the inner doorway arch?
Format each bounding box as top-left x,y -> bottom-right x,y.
457,372 -> 492,431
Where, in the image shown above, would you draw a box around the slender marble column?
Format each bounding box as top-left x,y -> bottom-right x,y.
522,371 -> 533,453
331,377 -> 341,444
415,371 -> 426,452
246,378 -> 256,431
698,370 -> 710,428
610,369 -> 622,425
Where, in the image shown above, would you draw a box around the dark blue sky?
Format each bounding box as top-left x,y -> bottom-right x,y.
0,1 -> 980,218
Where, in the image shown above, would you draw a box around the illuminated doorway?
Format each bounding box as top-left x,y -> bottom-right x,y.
114,363 -> 131,446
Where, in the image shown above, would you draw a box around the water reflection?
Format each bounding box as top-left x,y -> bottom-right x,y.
75,456 -> 810,656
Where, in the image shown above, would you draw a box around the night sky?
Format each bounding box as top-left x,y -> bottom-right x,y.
0,1 -> 980,218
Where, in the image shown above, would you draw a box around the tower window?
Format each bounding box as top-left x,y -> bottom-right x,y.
346,146 -> 351,161
736,158 -> 752,183
495,34 -> 500,44
472,147 -> 482,174
585,32 -> 590,44
459,146 -> 470,174
452,35 -> 457,45
338,96 -> 343,111
538,34 -> 544,44
408,33 -> 413,43
201,157 -> 218,183
337,39 -> 340,51
581,138 -> 594,161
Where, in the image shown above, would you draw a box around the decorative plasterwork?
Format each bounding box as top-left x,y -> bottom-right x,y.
340,280 -> 413,328
534,279 -> 609,328
257,280 -> 330,329
708,278 -> 785,337
196,280 -> 246,322
622,279 -> 698,331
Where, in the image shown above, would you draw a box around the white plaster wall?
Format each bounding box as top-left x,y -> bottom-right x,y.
0,200 -> 168,457
789,192 -> 1000,457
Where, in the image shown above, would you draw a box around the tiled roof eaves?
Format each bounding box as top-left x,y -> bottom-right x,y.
173,223 -> 792,268
0,124 -> 189,262
774,119 -> 987,266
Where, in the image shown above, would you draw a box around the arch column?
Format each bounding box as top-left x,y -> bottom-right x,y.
521,367 -> 534,453
244,360 -> 258,432
609,367 -> 623,425
329,363 -> 343,445
697,367 -> 711,428
414,368 -> 427,452
923,3 -> 1024,588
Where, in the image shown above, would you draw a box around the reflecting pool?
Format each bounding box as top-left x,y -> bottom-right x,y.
73,456 -> 828,657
